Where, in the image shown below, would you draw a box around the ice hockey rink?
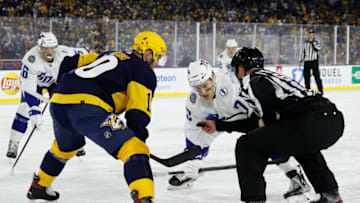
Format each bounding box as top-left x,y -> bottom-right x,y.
0,89 -> 359,203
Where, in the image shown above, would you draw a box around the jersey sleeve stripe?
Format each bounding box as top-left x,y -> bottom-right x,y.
77,53 -> 100,67
111,91 -> 128,114
126,81 -> 152,118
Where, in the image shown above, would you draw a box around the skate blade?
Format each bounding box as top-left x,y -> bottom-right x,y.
286,191 -> 313,203
167,182 -> 194,191
27,199 -> 58,203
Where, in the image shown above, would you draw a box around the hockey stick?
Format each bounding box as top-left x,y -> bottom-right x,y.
153,156 -> 289,177
150,145 -> 202,167
15,81 -> 51,104
10,102 -> 49,175
153,164 -> 236,177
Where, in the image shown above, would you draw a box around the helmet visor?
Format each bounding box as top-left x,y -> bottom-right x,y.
157,55 -> 167,66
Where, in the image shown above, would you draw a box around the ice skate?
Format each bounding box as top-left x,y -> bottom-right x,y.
27,173 -> 59,202
6,140 -> 19,159
167,174 -> 196,190
310,189 -> 343,203
76,147 -> 86,157
130,190 -> 154,203
284,168 -> 312,202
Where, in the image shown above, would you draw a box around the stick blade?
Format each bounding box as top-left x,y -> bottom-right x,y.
151,145 -> 202,167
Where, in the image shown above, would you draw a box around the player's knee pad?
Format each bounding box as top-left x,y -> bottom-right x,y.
116,137 -> 150,162
50,140 -> 78,160
124,154 -> 154,199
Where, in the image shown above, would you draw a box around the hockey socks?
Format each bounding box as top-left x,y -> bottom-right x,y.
124,154 -> 154,200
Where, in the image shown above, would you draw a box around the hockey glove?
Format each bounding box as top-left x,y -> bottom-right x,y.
29,106 -> 43,129
183,159 -> 202,179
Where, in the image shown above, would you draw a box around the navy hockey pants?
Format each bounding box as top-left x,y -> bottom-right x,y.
50,103 -> 135,157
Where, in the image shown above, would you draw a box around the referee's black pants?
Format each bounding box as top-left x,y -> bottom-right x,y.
304,60 -> 323,94
235,99 -> 344,202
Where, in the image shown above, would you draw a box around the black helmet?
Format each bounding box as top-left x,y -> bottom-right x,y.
231,47 -> 264,75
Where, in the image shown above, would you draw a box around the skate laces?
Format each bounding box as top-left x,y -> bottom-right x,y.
297,169 -> 308,187
290,174 -> 310,192
290,166 -> 310,191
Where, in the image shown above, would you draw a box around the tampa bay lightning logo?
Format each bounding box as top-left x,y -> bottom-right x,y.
219,88 -> 229,96
190,93 -> 197,104
292,68 -> 304,83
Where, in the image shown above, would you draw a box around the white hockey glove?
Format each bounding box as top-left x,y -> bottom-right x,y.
29,106 -> 43,129
183,159 -> 202,179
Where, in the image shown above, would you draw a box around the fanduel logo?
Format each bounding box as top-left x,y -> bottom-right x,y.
352,67 -> 360,84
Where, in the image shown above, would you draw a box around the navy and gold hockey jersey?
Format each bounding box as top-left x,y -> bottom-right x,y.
52,51 -> 156,141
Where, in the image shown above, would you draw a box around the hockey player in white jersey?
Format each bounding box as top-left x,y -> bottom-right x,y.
6,32 -> 87,159
168,59 -> 250,190
217,39 -> 239,83
168,59 -> 311,201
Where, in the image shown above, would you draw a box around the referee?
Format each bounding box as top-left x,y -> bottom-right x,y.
299,29 -> 323,94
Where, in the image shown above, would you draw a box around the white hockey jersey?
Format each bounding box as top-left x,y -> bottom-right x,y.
20,45 -> 87,91
185,70 -> 252,148
217,48 -> 240,84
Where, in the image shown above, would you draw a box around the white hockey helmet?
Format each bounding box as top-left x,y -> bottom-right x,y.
37,32 -> 58,48
187,59 -> 214,87
226,39 -> 238,48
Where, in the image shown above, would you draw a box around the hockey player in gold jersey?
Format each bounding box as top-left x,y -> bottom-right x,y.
26,31 -> 167,203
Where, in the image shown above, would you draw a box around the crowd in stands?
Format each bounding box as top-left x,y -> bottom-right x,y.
0,0 -> 360,67
1,0 -> 359,25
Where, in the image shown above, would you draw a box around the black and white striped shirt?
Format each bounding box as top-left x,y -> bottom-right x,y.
240,69 -> 317,124
299,39 -> 321,62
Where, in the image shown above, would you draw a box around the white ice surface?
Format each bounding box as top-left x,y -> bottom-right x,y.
0,90 -> 359,203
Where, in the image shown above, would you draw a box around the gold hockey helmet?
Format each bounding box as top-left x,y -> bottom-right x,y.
133,31 -> 167,65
